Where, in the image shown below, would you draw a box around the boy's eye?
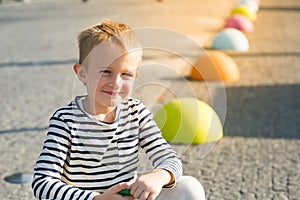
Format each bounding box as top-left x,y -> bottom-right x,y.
122,72 -> 134,77
99,69 -> 111,74
122,72 -> 134,79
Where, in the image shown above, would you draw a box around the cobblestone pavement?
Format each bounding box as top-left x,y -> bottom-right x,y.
0,0 -> 299,199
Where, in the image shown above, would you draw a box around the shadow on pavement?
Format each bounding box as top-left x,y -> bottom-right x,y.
0,126 -> 48,134
223,84 -> 300,139
0,59 -> 77,68
260,6 -> 300,12
230,52 -> 300,57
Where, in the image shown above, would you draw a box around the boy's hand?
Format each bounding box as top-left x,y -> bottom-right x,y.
93,182 -> 134,200
130,169 -> 172,200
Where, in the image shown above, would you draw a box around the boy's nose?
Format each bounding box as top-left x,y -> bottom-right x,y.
109,75 -> 122,88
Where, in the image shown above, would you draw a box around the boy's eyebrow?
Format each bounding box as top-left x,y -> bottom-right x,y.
97,65 -> 111,70
98,66 -> 109,69
98,64 -> 137,71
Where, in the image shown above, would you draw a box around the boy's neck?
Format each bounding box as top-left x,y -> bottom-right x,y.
82,97 -> 117,122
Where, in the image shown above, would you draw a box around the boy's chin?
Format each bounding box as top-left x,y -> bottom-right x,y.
104,98 -> 124,107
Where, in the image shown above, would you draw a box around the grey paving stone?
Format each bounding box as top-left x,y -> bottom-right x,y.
1,0 -> 299,200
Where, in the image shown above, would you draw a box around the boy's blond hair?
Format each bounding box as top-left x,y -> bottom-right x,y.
77,19 -> 141,65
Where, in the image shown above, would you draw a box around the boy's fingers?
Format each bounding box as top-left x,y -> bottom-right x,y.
111,182 -> 130,194
123,196 -> 135,200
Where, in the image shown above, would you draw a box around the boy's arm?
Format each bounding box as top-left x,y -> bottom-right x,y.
32,115 -> 98,200
138,105 -> 183,187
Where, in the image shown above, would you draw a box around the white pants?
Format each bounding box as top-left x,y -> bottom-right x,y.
156,176 -> 205,200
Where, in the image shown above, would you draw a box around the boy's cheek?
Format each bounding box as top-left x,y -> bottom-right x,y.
121,86 -> 133,98
126,82 -> 135,92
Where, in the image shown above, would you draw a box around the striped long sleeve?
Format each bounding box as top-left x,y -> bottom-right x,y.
138,104 -> 183,186
32,96 -> 182,199
32,106 -> 99,200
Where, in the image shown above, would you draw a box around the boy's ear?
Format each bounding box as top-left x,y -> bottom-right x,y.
135,69 -> 139,79
73,63 -> 87,85
135,67 -> 140,79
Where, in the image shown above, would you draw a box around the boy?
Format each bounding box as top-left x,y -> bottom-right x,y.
32,19 -> 205,200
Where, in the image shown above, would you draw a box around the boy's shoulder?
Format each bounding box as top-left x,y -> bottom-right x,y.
124,97 -> 141,104
51,98 -> 80,119
121,97 -> 145,109
120,97 -> 152,119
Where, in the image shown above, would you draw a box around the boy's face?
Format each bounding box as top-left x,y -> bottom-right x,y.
77,43 -> 140,111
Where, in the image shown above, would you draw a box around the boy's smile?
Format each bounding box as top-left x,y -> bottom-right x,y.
103,90 -> 121,97
74,43 -> 141,118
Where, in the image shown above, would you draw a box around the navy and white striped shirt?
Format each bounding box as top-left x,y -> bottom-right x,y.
32,96 -> 182,200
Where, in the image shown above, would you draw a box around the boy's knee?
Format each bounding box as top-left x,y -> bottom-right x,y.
176,176 -> 205,200
157,176 -> 205,200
